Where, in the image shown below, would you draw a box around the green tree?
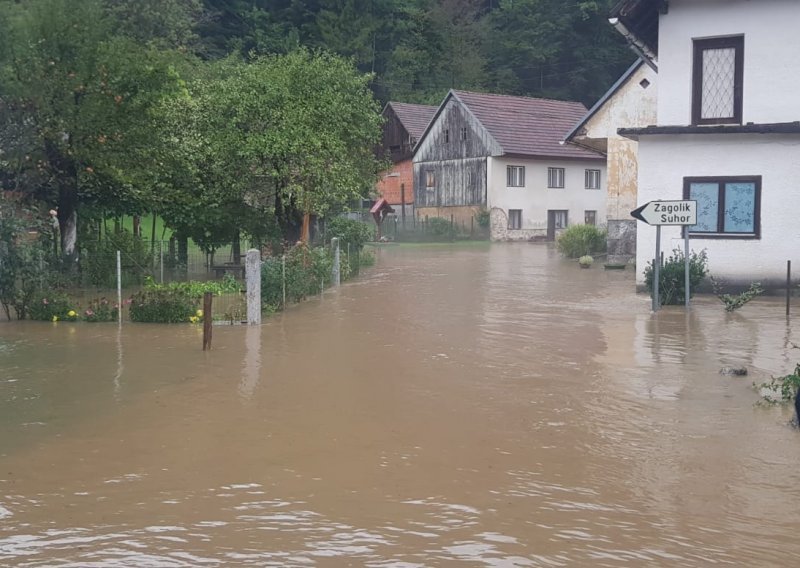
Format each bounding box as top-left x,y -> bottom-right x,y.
0,0 -> 192,258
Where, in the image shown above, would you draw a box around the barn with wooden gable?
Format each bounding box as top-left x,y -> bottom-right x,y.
413,90 -> 606,241
375,102 -> 437,219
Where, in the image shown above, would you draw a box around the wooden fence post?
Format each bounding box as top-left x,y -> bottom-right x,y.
202,292 -> 213,351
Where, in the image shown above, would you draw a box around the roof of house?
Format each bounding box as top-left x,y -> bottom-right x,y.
432,90 -> 602,160
384,102 -> 438,141
563,59 -> 645,143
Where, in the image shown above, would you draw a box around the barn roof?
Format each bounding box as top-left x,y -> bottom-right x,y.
448,90 -> 602,160
384,102 -> 438,141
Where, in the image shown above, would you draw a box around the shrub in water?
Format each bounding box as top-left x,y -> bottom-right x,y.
427,217 -> 455,238
643,249 -> 708,306
28,293 -> 75,322
556,225 -> 607,258
129,288 -> 197,323
712,278 -> 764,312
327,217 -> 374,250
82,298 -> 119,322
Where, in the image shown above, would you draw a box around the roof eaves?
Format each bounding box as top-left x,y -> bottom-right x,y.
563,59 -> 644,143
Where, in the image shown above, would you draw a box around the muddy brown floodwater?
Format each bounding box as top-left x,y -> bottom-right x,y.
1,243 -> 800,567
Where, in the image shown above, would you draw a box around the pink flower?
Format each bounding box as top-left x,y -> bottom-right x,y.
42,298 -> 49,305
85,309 -> 94,317
124,298 -> 133,305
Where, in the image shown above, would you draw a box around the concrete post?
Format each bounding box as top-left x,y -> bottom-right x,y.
331,237 -> 341,286
246,248 -> 261,325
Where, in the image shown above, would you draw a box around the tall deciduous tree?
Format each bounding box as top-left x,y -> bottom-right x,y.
0,0 -> 191,257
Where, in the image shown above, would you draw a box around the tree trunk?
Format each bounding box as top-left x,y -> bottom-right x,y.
177,233 -> 188,267
232,230 -> 241,264
133,215 -> 141,237
58,185 -> 78,259
300,212 -> 310,244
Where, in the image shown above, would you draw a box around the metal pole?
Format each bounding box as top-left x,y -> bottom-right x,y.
653,226 -> 661,312
400,183 -> 406,229
331,238 -> 340,286
159,243 -> 164,284
281,254 -> 286,309
787,260 -> 792,318
245,249 -> 261,325
116,250 -> 122,324
684,228 -> 690,308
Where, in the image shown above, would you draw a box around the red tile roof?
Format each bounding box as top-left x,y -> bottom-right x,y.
452,90 -> 603,160
387,102 -> 438,141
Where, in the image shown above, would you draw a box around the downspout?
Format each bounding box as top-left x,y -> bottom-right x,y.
609,17 -> 658,72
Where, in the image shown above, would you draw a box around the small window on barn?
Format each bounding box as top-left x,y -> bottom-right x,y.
584,210 -> 597,226
506,166 -> 525,188
639,78 -> 651,89
585,169 -> 601,190
461,127 -> 468,140
425,171 -> 435,189
508,209 -> 522,230
444,129 -> 450,143
548,167 -> 565,189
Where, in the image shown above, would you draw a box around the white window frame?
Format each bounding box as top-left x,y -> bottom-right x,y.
506,165 -> 525,188
585,169 -> 601,190
548,167 -> 565,189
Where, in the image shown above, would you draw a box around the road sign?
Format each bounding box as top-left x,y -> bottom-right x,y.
631,200 -> 697,226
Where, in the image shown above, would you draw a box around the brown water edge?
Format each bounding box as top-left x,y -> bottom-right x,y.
1,243 -> 800,567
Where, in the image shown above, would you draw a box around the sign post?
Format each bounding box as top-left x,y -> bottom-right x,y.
631,200 -> 697,312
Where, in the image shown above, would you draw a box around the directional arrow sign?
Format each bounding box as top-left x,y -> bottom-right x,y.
631,200 -> 697,226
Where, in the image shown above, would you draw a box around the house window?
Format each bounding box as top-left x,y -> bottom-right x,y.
584,210 -> 597,226
461,127 -> 468,140
585,169 -> 601,190
506,166 -> 525,187
425,171 -> 435,189
444,129 -> 450,143
684,176 -> 760,238
548,167 -> 565,188
552,210 -> 568,229
508,209 -> 522,230
692,36 -> 744,125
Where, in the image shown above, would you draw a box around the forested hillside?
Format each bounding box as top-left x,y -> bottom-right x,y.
195,0 -> 634,106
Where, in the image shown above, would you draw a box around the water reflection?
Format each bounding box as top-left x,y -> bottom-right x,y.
1,244 -> 800,566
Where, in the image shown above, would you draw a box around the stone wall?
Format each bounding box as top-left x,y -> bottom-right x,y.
607,219 -> 637,265
489,208 -> 547,242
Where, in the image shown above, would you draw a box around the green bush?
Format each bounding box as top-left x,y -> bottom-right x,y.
327,217 -> 374,250
28,293 -> 78,321
644,249 -> 708,306
428,217 -> 455,237
712,279 -> 764,312
260,244 -> 333,310
129,288 -> 197,323
82,298 -> 119,322
143,274 -> 241,298
556,224 -> 607,258
476,208 -> 490,228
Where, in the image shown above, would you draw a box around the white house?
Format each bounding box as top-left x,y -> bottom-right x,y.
564,60 -> 658,264
612,0 -> 800,287
412,90 -> 606,241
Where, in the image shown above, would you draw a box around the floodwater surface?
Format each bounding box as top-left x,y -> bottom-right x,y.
1,244 -> 800,567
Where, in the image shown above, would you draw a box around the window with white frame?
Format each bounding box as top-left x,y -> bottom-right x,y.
508,209 -> 522,230
506,165 -> 525,187
585,169 -> 601,190
548,167 -> 565,188
684,176 -> 760,238
692,36 -> 744,125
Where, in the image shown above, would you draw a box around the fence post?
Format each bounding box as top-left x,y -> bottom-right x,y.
331,237 -> 341,286
159,242 -> 164,284
116,250 -> 122,324
202,292 -> 213,350
787,260 -> 792,318
246,248 -> 261,326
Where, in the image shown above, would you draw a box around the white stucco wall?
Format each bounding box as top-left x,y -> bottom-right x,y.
658,0 -> 800,126
581,64 -> 658,221
635,133 -> 800,285
487,156 -> 606,240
